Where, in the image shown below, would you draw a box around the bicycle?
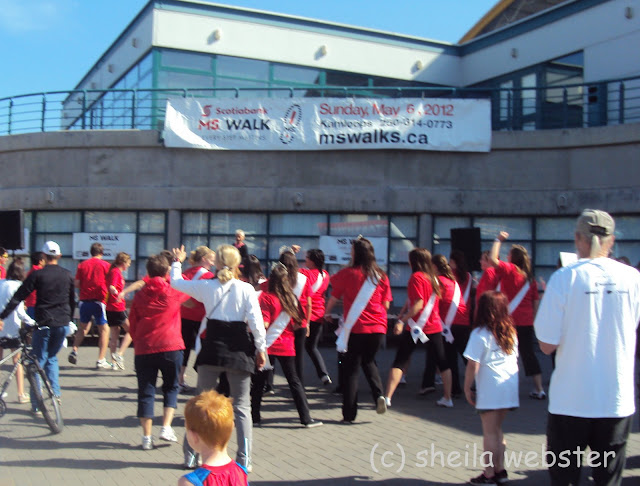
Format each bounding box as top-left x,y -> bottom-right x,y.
0,325 -> 64,434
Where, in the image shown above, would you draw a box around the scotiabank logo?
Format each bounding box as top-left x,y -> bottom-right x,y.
280,104 -> 302,144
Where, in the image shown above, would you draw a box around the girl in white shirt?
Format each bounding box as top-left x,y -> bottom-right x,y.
463,291 -> 519,485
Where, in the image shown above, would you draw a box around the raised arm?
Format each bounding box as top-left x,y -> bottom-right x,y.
490,231 -> 509,267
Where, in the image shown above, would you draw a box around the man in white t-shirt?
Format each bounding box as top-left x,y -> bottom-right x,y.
534,209 -> 640,486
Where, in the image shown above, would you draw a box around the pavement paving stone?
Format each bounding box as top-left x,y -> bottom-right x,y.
1,343 -> 640,485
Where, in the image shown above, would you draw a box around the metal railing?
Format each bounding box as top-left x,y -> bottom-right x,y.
1,75 -> 639,136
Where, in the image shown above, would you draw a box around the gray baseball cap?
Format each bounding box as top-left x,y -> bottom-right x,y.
576,209 -> 615,237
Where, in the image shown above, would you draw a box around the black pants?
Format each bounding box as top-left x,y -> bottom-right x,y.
251,354 -> 312,425
342,333 -> 385,422
547,413 -> 632,486
180,318 -> 200,368
517,326 -> 541,376
419,332 -> 450,388
444,325 -> 470,395
294,327 -> 307,387
305,321 -> 329,379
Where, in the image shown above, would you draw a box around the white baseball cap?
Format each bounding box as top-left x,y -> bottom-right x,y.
42,241 -> 62,256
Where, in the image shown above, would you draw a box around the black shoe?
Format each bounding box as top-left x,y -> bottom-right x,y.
68,351 -> 77,365
494,469 -> 508,484
321,374 -> 332,386
469,473 -> 497,485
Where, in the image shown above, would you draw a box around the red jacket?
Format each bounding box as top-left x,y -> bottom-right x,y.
129,276 -> 188,355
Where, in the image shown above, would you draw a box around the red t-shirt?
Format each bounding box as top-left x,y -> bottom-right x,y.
105,267 -> 126,312
294,272 -> 312,328
24,264 -> 43,307
406,272 -> 441,334
476,266 -> 500,305
299,268 -> 330,322
185,461 -> 248,486
75,257 -> 110,302
180,265 -> 215,322
495,260 -> 539,327
129,276 -> 188,355
437,275 -> 469,327
259,290 -> 295,356
0,266 -> 5,279
330,267 -> 392,334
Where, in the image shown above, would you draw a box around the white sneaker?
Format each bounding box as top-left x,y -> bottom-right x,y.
160,426 -> 178,442
384,397 -> 391,408
96,359 -> 112,369
142,435 -> 154,450
111,353 -> 125,371
436,397 -> 454,408
376,396 -> 387,414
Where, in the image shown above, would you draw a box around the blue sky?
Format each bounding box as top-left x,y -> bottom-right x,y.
0,0 -> 497,98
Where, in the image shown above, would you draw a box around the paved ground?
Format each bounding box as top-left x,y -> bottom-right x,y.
1,340 -> 639,486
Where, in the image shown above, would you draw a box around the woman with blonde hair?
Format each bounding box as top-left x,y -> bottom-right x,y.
171,244 -> 266,472
106,252 -> 133,370
179,246 -> 216,391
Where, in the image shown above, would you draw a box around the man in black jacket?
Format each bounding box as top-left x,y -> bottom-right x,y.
0,241 -> 75,412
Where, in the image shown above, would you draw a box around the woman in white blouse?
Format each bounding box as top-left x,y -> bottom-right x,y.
171,244 -> 266,472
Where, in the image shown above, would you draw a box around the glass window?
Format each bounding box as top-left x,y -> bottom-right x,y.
268,237 -> 319,260
614,216 -> 640,239
85,212 -> 136,232
325,71 -> 369,87
216,56 -> 269,81
536,242 -> 576,266
35,212 -> 81,232
34,234 -> 74,255
434,217 -> 472,241
183,212 -> 209,234
138,235 -> 165,257
613,242 -> 640,265
272,64 -> 320,84
158,71 -> 213,90
432,241 -> 451,259
210,213 -> 267,235
522,73 -> 536,116
389,239 -> 415,263
474,217 -> 531,240
390,216 -> 418,239
269,214 -> 327,236
214,78 -> 268,98
182,235 -> 210,254
536,218 -> 576,240
329,215 -> 387,237
162,50 -> 213,71
139,212 -> 165,233
388,263 -> 412,287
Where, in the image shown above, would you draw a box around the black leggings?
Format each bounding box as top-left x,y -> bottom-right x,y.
305,321 -> 329,379
180,318 -> 201,367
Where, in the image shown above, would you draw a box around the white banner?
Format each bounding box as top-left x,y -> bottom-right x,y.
319,236 -> 388,266
163,97 -> 491,152
72,233 -> 136,260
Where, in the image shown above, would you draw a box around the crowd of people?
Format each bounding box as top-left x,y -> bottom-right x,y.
0,208 -> 639,486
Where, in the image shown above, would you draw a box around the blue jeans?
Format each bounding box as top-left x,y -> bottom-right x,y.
30,325 -> 68,409
134,350 -> 182,418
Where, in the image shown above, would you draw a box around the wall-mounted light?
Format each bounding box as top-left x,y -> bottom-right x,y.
132,37 -> 139,48
511,47 -> 518,58
625,6 -> 633,19
413,60 -> 424,72
213,29 -> 222,41
318,45 -> 327,56
107,64 -> 114,73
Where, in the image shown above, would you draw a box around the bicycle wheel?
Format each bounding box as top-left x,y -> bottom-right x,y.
26,362 -> 64,434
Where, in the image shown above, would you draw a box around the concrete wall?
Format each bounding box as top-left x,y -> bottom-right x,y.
1,124 -> 639,218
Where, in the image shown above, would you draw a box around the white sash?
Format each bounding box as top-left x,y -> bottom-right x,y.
294,273 -> 307,299
408,293 -> 436,344
261,310 -> 292,371
508,281 -> 530,315
462,273 -> 471,304
311,271 -> 326,294
440,282 -> 461,344
192,266 -> 208,281
335,275 -> 379,353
